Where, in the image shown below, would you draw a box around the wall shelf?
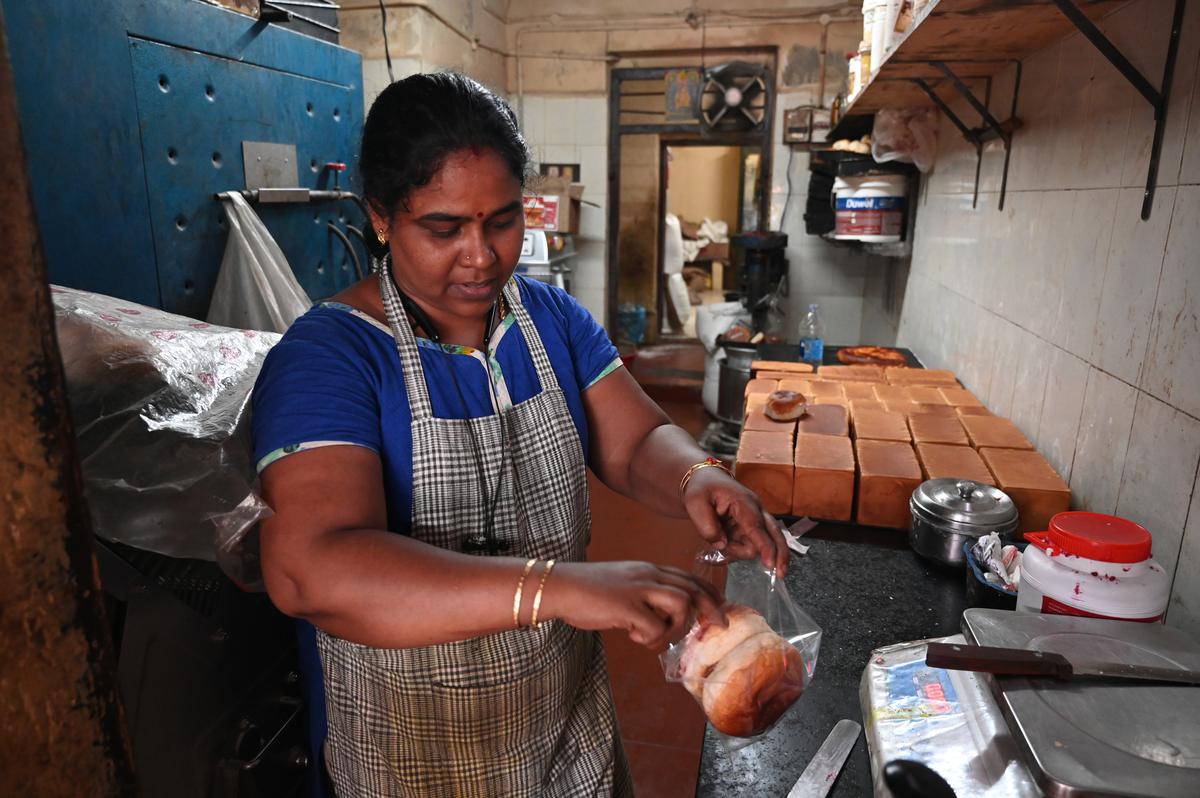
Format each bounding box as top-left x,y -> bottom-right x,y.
829,0 -> 1185,219
832,0 -> 1129,128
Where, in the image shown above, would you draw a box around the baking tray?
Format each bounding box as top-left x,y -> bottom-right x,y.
962,609 -> 1200,797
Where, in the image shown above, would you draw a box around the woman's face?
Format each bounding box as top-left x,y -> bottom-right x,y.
375,147 -> 525,324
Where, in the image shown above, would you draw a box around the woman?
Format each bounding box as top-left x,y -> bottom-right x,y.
252,72 -> 788,797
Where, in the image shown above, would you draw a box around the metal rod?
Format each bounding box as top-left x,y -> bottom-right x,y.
933,61 -> 1008,142
1049,0 -> 1160,107
911,79 -> 977,144
972,144 -> 982,209
262,2 -> 340,33
266,0 -> 339,7
1141,0 -> 1185,219
999,60 -> 1023,211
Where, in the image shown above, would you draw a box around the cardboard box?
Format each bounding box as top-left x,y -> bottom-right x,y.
523,176 -> 584,233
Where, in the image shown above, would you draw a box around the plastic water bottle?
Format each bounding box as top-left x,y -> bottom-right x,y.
798,304 -> 825,366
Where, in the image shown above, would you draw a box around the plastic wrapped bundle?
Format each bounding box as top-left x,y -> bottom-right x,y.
51,286 -> 279,578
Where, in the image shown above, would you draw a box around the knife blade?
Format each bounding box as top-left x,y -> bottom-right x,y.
926,641 -> 1200,685
787,718 -> 861,798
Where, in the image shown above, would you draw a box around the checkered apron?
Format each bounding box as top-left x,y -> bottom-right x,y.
316,270 -> 634,797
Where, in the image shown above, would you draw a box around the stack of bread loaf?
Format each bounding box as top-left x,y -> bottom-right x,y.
735,361 -> 1070,531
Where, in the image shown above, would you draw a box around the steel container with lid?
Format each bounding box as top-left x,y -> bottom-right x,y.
909,479 -> 1019,566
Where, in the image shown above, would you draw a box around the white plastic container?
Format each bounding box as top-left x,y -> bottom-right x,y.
833,174 -> 906,242
1017,512 -> 1170,623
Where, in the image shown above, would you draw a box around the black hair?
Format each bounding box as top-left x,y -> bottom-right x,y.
360,72 -> 530,221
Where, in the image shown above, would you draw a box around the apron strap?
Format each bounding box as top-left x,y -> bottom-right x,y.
503,279 -> 561,393
376,263 -> 564,419
376,256 -> 435,420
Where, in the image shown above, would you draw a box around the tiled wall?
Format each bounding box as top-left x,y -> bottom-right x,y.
898,0 -> 1200,636
517,95 -> 610,323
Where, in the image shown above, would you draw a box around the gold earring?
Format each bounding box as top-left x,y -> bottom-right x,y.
377,229 -> 387,244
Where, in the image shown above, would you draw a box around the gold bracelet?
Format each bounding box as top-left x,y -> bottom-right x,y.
513,558 -> 537,629
679,456 -> 731,498
530,559 -> 557,628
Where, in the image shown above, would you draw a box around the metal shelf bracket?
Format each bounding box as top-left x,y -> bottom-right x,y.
1050,0 -> 1186,220
910,60 -> 1022,211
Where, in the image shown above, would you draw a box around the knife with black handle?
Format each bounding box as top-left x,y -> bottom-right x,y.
925,642 -> 1200,685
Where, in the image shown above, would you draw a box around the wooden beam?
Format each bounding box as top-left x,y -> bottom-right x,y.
0,8 -> 136,796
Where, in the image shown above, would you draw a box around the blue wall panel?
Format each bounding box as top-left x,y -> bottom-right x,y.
2,0 -> 363,316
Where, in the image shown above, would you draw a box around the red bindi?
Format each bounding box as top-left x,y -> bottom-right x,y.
476,212 -> 484,219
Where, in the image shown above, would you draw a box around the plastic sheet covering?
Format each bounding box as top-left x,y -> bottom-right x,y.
51,285 -> 279,583
860,635 -> 1038,797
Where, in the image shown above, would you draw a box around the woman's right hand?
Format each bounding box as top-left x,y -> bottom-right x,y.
543,561 -> 726,650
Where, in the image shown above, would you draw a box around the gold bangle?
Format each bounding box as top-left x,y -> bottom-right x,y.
679,457 -> 731,498
513,558 -> 537,629
530,559 -> 557,628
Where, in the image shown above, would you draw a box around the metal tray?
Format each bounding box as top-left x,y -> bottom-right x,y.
962,609 -> 1200,798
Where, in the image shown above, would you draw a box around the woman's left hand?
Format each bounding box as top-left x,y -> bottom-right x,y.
682,467 -> 790,576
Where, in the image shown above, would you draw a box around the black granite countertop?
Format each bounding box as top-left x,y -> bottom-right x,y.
695,523 -> 968,797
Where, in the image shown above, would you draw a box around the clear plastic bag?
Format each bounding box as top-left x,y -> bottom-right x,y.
208,191 -> 311,333
871,108 -> 939,173
52,285 -> 277,575
661,551 -> 822,744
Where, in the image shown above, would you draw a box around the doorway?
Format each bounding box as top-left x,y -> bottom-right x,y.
605,56 -> 776,347
659,143 -> 763,338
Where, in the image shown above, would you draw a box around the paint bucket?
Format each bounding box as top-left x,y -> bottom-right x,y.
833,174 -> 906,242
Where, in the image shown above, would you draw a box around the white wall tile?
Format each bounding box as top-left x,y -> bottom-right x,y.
518,94 -> 546,147
1009,329 -> 1052,443
1036,347 -> 1090,483
1006,46 -> 1061,193
1166,469 -> 1200,637
1045,189 -> 1117,359
1114,393 -> 1200,577
981,318 -> 1024,418
1090,187 -> 1176,383
1070,368 -> 1138,513
542,97 -> 577,145
542,143 -> 579,166
1048,32 -> 1104,188
1182,57 -> 1200,184
578,199 -> 607,243
578,145 -> 607,195
575,97 -> 608,146
1142,185 -> 1200,418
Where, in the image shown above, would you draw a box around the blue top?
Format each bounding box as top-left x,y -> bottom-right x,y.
252,277 -> 621,517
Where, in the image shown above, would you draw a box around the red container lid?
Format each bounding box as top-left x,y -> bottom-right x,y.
1024,512 -> 1152,563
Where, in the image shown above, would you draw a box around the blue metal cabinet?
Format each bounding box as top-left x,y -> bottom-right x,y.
3,0 -> 364,317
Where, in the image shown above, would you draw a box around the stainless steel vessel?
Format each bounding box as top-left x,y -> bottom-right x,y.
716,341 -> 757,426
909,479 -> 1018,566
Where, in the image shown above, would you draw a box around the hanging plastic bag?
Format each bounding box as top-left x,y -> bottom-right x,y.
209,191 -> 311,333
661,550 -> 822,745
871,108 -> 939,173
